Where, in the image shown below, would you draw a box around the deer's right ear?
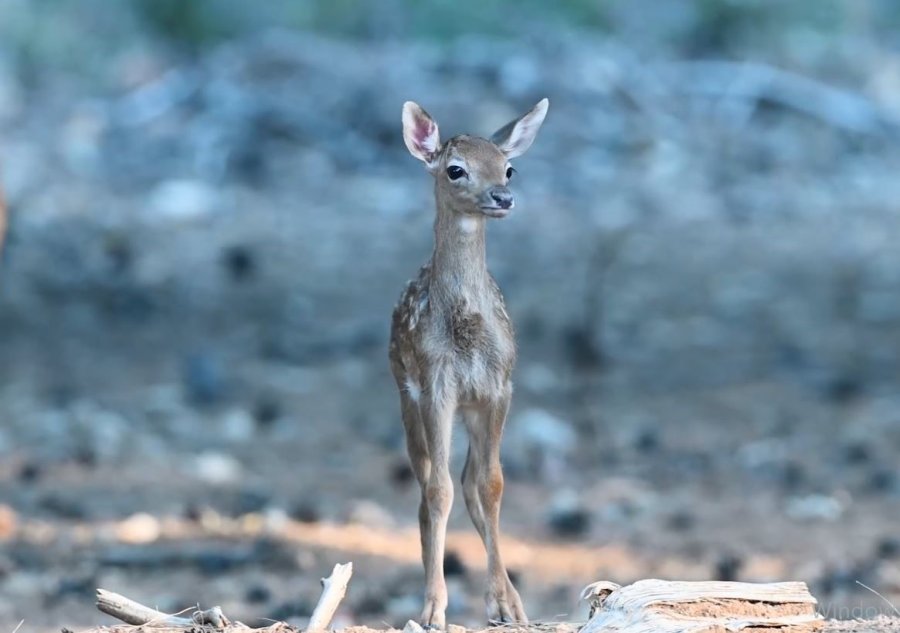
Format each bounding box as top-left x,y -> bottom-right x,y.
402,101 -> 440,169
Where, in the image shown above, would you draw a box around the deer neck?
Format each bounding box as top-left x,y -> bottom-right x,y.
431,198 -> 487,301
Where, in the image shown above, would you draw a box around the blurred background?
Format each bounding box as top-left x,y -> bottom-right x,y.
1,0 -> 900,629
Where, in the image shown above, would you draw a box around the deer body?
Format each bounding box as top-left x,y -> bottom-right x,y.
389,100 -> 548,628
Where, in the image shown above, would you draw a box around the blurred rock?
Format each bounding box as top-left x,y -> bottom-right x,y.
403,619 -> 425,633
220,408 -> 255,442
252,394 -> 282,429
666,510 -> 696,532
116,513 -> 161,544
842,440 -> 873,465
345,499 -> 394,529
443,550 -> 467,578
506,408 -> 576,481
389,458 -> 415,488
785,494 -> 844,522
270,599 -> 314,624
388,595 -> 420,624
221,244 -> 256,282
0,505 -> 17,541
546,490 -> 592,538
866,468 -> 897,494
147,179 -> 219,222
182,352 -> 227,406
244,583 -> 272,604
193,452 -> 244,486
715,553 -> 744,581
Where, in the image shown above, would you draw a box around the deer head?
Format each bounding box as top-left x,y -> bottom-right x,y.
402,99 -> 549,219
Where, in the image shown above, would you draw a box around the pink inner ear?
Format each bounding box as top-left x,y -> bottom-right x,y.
415,118 -> 436,151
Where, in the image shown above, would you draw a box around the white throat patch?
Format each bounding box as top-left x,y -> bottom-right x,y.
459,216 -> 480,234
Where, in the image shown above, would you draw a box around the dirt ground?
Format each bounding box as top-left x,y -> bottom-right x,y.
1,364 -> 899,632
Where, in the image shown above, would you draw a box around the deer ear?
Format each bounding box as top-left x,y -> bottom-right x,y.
402,101 -> 440,167
491,98 -> 549,159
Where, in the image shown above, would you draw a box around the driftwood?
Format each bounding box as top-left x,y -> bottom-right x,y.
581,579 -> 822,633
93,562 -> 352,632
97,589 -> 230,628
308,563 -> 354,632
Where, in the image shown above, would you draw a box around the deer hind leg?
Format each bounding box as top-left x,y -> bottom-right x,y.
461,391 -> 527,624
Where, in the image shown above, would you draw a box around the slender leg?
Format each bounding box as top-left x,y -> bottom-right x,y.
399,390 -> 433,581
462,390 -> 527,624
418,388 -> 456,629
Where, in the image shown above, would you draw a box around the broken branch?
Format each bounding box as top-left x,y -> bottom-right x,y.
96,588 -> 230,629
307,562 -> 353,632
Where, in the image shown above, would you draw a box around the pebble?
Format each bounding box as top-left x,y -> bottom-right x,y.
785,494 -> 844,522
193,452 -> 244,486
346,499 -> 395,529
546,490 -> 592,538
403,620 -> 425,633
147,179 -> 219,222
115,512 -> 160,544
0,505 -> 17,541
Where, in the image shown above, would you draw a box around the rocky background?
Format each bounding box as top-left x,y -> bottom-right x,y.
1,1 -> 899,630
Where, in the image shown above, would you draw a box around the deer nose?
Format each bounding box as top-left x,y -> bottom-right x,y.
488,186 -> 514,209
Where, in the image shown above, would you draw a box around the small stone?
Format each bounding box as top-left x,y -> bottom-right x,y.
389,459 -> 415,488
546,490 -> 592,538
253,395 -> 281,428
346,500 -> 394,529
222,245 -> 256,282
876,536 -> 899,559
245,583 -> 272,604
116,513 -> 160,544
17,460 -> 43,483
715,553 -> 743,581
403,620 -> 426,633
220,408 -> 254,442
227,489 -> 270,516
507,408 -> 577,481
443,550 -> 467,577
193,452 -> 243,486
182,352 -> 226,406
387,595 -> 420,623
866,468 -> 897,493
667,510 -> 696,532
786,494 -> 844,522
270,599 -> 314,623
0,505 -> 17,541
633,428 -> 660,453
147,179 -> 219,222
843,440 -> 872,465
289,500 -> 320,523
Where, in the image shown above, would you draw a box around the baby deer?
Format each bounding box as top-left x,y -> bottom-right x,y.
389,98 -> 548,628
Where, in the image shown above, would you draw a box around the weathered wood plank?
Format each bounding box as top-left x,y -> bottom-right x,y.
581,579 -> 822,633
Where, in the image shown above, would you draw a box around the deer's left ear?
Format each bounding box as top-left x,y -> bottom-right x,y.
491,98 -> 549,159
402,101 -> 441,168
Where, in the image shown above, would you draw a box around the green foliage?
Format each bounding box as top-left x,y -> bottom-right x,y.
132,0 -> 611,47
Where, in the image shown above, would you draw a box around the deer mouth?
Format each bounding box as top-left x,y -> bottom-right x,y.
478,203 -> 513,218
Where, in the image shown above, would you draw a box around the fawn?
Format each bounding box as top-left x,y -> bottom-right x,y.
389,98 -> 548,628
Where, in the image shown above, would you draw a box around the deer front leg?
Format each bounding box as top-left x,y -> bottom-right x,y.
418,389 -> 456,629
462,391 -> 527,624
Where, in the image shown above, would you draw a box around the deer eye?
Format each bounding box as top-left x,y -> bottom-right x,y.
447,165 -> 467,180
506,167 -> 515,179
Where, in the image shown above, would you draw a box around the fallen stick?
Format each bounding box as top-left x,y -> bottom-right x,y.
96,589 -> 231,628
307,562 -> 353,632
